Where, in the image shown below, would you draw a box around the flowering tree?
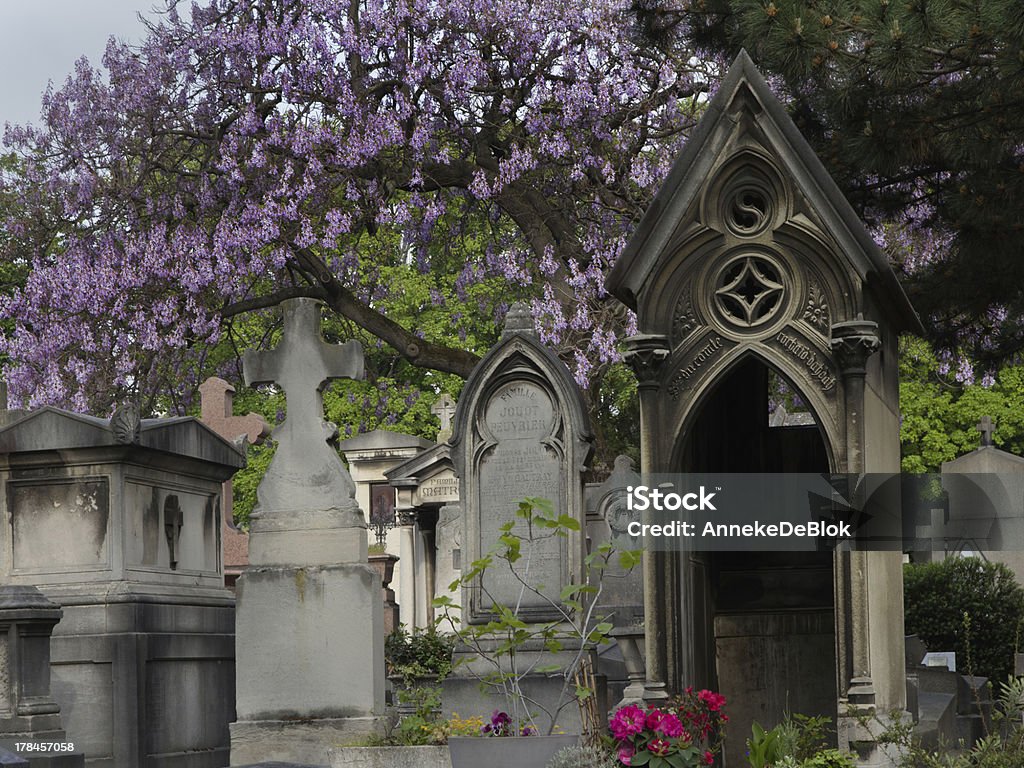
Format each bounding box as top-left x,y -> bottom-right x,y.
0,0 -> 709,413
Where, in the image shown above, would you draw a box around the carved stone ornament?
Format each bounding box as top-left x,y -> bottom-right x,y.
623,335 -> 670,387
830,320 -> 881,375
672,291 -> 698,345
111,402 -> 142,444
803,279 -> 831,334
713,254 -> 787,329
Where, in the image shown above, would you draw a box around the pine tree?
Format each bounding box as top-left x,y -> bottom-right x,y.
680,0 -> 1024,369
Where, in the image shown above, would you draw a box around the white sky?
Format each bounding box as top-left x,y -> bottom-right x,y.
1,1 -> 157,130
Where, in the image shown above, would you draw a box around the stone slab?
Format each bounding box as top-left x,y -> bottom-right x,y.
328,746 -> 450,768
229,718 -> 385,767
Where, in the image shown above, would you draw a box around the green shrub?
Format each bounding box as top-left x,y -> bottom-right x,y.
903,558 -> 1024,682
384,625 -> 454,681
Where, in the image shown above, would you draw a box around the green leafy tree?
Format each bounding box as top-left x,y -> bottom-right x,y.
903,557 -> 1024,683
899,337 -> 1024,473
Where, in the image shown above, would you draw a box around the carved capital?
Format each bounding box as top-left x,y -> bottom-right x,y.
397,508 -> 417,527
623,335 -> 670,388
830,321 -> 881,376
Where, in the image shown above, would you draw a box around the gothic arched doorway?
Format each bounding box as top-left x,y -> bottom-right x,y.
677,356 -> 837,765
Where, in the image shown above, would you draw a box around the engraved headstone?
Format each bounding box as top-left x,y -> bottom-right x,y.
451,302 -> 593,623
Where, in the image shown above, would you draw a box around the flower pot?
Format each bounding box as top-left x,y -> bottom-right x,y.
447,735 -> 579,768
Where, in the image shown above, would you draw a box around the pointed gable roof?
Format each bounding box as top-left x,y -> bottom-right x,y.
608,50 -> 921,334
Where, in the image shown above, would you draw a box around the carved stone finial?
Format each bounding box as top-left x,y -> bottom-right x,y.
978,416 -> 996,447
830,320 -> 881,376
502,301 -> 538,338
111,403 -> 142,444
623,335 -> 670,389
431,393 -> 457,443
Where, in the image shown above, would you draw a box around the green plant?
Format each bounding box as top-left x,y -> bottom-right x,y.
747,722 -> 785,768
904,558 -> 1024,683
546,744 -> 619,768
867,679 -> 1024,767
385,625 -> 454,682
433,497 -> 642,737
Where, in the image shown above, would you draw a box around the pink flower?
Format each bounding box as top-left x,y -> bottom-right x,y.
645,709 -> 667,732
610,705 -> 646,740
703,750 -> 715,765
657,712 -> 684,739
617,744 -> 635,766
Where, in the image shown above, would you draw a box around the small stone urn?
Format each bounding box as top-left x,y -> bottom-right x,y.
610,625 -> 646,709
368,552 -> 400,635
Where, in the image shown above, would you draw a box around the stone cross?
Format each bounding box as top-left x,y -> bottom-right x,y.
978,416 -> 995,447
242,298 -> 365,516
199,377 -> 271,447
431,393 -> 457,442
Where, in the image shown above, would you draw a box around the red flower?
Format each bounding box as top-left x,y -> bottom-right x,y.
698,689 -> 727,712
618,744 -> 635,766
649,738 -> 671,757
704,750 -> 715,765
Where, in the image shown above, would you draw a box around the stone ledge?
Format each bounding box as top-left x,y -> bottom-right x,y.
328,746 -> 450,768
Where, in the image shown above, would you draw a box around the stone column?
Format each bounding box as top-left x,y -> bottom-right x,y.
0,586 -> 84,767
623,334 -> 671,704
831,320 -> 904,767
397,509 -> 419,629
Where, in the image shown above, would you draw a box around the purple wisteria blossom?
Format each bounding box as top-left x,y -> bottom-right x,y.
1,0 -> 710,411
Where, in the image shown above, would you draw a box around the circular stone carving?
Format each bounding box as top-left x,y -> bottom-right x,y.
713,254 -> 787,329
725,184 -> 773,237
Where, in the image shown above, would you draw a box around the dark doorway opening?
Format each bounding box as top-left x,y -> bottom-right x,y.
676,357 -> 837,765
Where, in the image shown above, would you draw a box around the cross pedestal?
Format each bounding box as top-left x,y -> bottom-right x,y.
230,298 -> 385,767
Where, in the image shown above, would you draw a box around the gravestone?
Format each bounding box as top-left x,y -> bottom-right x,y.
0,586 -> 84,767
444,302 -> 595,731
431,395 -> 457,443
940,417 -> 1024,580
230,298 -> 385,767
199,377 -> 270,587
0,406 -> 244,768
451,302 -> 593,624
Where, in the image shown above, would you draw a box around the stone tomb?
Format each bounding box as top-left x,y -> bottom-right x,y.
386,441 -> 462,631
0,406 -> 244,768
938,418 -> 1024,579
608,51 -> 920,766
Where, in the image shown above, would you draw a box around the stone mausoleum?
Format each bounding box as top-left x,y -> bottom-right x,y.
609,51 -> 922,766
0,405 -> 244,768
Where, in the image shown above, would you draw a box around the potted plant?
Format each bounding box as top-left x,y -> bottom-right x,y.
385,624 -> 454,716
434,497 -> 642,768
